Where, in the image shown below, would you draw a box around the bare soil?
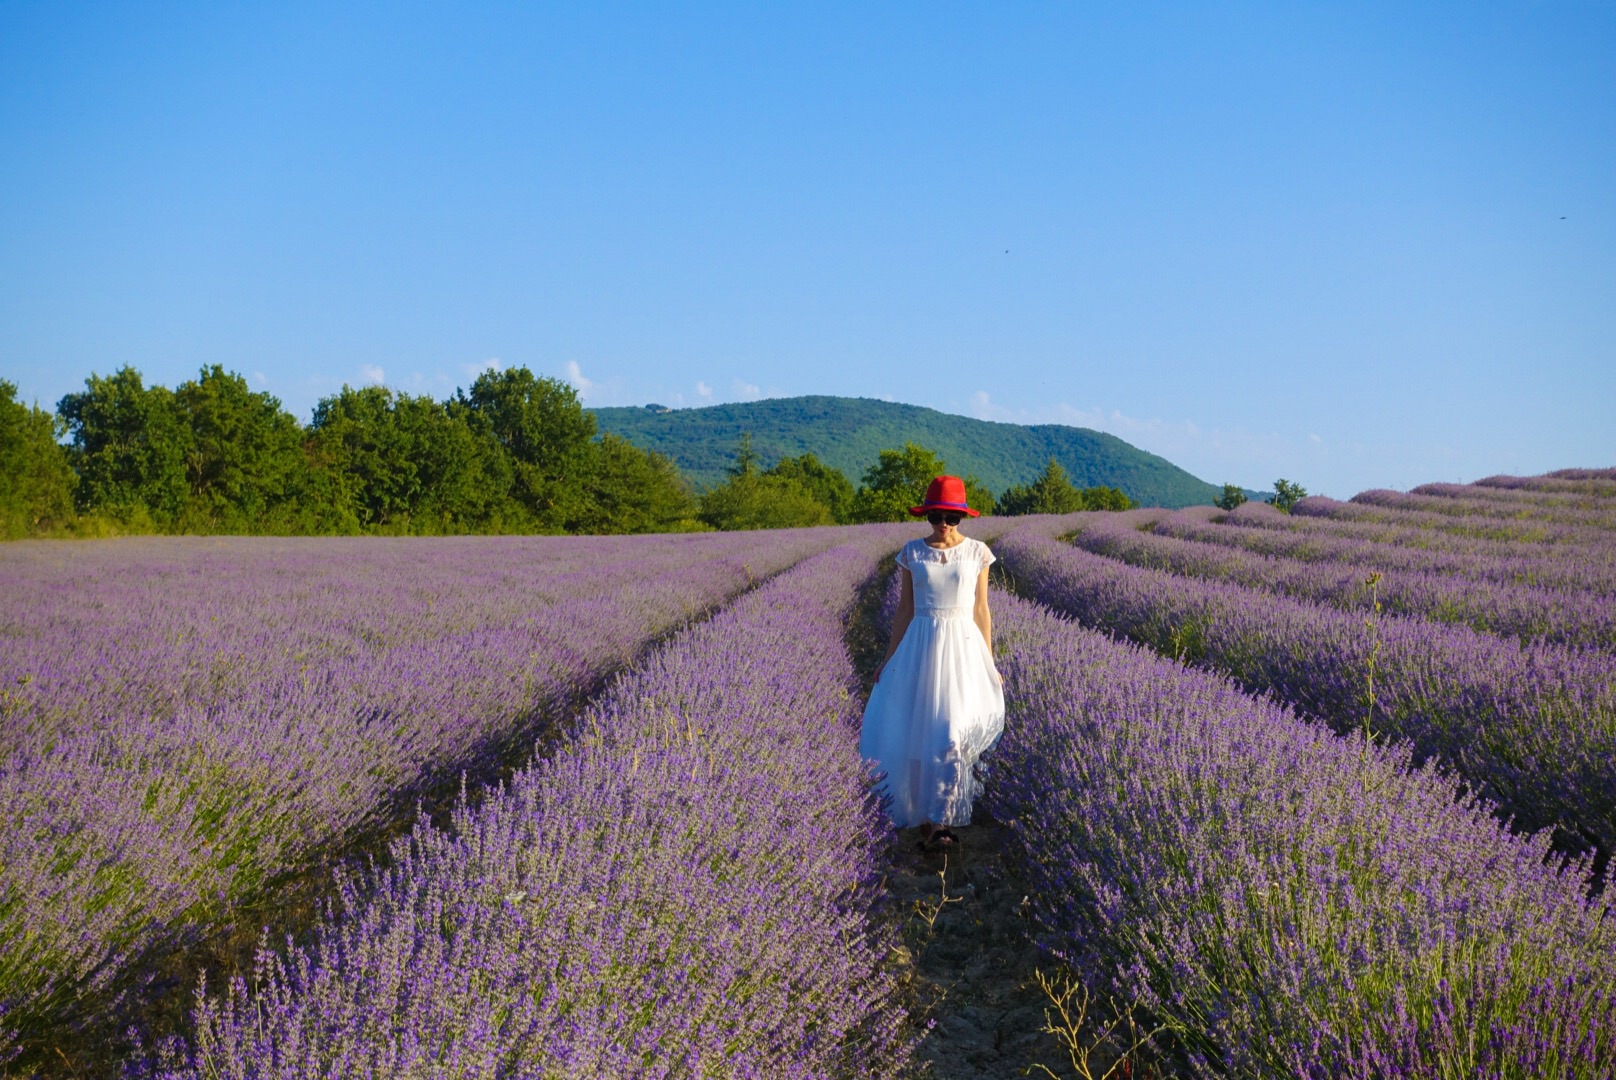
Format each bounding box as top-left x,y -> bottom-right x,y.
884,820 -> 1065,1078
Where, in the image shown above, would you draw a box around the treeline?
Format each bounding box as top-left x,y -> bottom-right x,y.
0,365 -> 1133,539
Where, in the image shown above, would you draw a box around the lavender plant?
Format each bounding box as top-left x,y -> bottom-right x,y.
985,585 -> 1616,1077
1415,479 -> 1616,512
1352,487 -> 1616,530
0,528 -> 848,1062
1150,507 -> 1616,597
1292,495 -> 1614,547
1544,468 -> 1616,482
1069,513 -> 1616,649
134,530 -> 918,1077
1226,497 -> 1616,557
1477,473 -> 1616,497
993,528 -> 1616,854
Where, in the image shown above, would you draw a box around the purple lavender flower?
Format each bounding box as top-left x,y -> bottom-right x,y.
984,579 -> 1616,1077
0,528 -> 860,1059
132,528 -> 919,1076
1070,512 -> 1616,649
994,527 -> 1616,854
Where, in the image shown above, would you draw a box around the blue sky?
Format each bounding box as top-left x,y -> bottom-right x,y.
2,2 -> 1611,497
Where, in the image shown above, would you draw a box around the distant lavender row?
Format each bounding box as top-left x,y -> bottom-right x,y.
1479,473 -> 1616,497
1151,507 -> 1616,596
1294,495 -> 1616,547
140,531 -> 916,1078
1071,514 -> 1616,650
1412,479 -> 1616,512
1352,487 -> 1616,530
0,529 -> 844,1062
993,529 -> 1616,854
984,584 -> 1616,1077
1223,499 -> 1616,567
1546,467 -> 1616,481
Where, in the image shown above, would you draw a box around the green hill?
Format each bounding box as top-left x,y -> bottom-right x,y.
590,396 -> 1223,508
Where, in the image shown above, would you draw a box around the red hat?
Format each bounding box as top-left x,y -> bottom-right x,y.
909,475 -> 980,517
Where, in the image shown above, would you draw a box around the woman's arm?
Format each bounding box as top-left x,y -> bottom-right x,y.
973,564 -> 994,656
873,567 -> 914,683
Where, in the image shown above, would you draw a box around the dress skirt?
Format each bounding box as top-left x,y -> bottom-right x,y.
859,607 -> 1005,828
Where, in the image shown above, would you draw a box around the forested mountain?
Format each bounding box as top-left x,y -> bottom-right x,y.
592,396 -> 1221,508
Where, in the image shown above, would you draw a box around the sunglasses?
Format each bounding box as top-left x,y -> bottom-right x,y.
926,511 -> 964,527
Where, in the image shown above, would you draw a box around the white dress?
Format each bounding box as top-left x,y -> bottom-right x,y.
860,536 -> 1005,828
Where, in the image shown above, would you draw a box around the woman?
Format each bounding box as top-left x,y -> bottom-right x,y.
860,475 -> 1005,850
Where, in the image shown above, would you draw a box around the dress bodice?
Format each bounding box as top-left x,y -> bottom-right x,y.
898,537 -> 995,614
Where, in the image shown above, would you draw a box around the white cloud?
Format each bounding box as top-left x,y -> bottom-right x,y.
695,381 -> 713,399
563,360 -> 597,401
360,364 -> 386,385
968,390 -> 1016,421
460,358 -> 502,377
251,371 -> 268,387
732,378 -> 762,399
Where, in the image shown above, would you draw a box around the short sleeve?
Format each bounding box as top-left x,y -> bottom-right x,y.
977,540 -> 996,568
895,543 -> 913,571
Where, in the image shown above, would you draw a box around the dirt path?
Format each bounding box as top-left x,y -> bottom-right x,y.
884,820 -> 1064,1078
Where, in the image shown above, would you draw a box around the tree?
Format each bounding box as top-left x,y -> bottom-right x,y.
998,459 -> 1084,515
848,442 -> 998,522
699,434 -> 833,530
173,365 -> 309,531
574,434 -> 702,534
1272,478 -> 1308,514
0,380 -> 76,538
764,452 -> 855,524
309,384 -> 509,532
1077,484 -> 1133,511
848,442 -> 948,523
1214,483 -> 1248,511
58,366 -> 192,526
457,367 -> 596,531
999,459 -> 1132,515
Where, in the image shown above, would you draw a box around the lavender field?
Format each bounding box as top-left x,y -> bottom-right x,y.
3,469 -> 1614,1078
0,528 -> 860,1068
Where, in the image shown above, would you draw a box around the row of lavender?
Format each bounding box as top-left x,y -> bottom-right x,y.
0,529 -> 846,1065
1413,477 -> 1616,512
1292,491 -> 1616,545
1471,468 -> 1616,496
135,532 -> 916,1077
992,527 -> 1616,855
983,580 -> 1616,1077
1151,503 -> 1616,598
1351,484 -> 1616,531
1070,512 -> 1616,649
1214,495 -> 1616,572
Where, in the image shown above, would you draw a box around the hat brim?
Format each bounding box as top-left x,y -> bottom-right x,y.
908,503 -> 980,518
